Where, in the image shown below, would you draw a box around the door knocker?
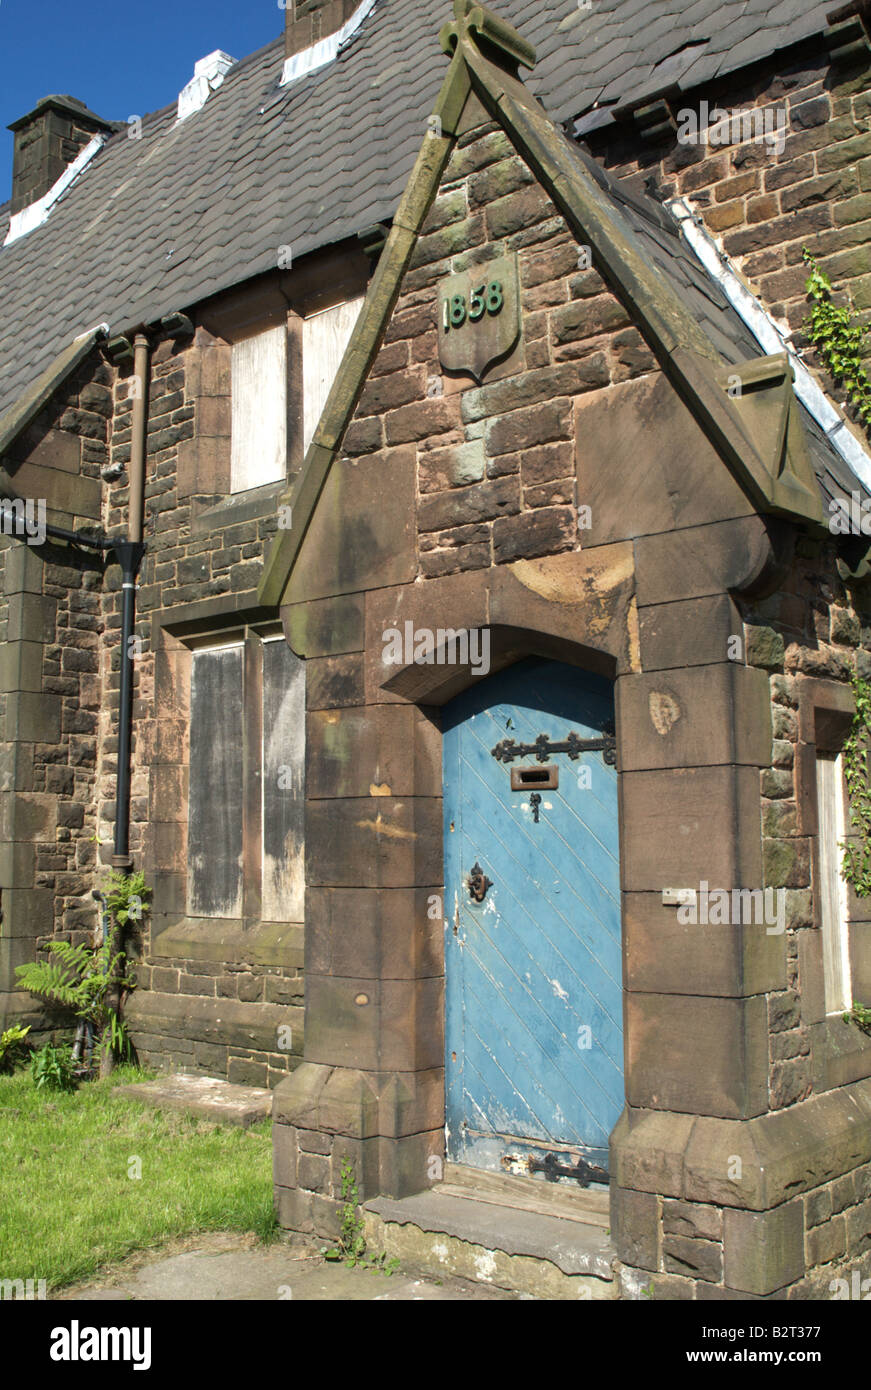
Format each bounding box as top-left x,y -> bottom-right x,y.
468,862 -> 492,902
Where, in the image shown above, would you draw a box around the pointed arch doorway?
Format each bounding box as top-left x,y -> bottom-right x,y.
442,657 -> 623,1183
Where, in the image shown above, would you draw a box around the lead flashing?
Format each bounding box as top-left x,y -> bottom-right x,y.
3,135 -> 106,246
177,51 -> 236,122
279,0 -> 378,87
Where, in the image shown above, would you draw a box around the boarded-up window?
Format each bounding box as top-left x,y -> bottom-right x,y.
187,633 -> 305,922
231,325 -> 287,493
302,297 -> 364,453
188,644 -> 244,917
817,751 -> 851,1014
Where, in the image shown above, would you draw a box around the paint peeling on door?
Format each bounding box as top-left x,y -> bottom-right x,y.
442,657 -> 623,1179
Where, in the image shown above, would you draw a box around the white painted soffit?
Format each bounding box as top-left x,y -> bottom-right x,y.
3,134 -> 106,247
177,50 -> 236,122
280,0 -> 378,87
669,196 -> 871,495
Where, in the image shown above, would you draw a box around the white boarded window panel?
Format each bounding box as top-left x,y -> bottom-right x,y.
231,325 -> 287,493
817,751 -> 851,1014
188,644 -> 244,918
261,638 -> 305,922
303,296 -> 364,453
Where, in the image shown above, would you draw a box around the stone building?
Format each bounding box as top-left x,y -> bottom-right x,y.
3,0 -> 871,1298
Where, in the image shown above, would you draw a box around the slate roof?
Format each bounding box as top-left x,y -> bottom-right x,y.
0,0 -> 842,422
572,143 -> 871,509
567,0 -> 835,138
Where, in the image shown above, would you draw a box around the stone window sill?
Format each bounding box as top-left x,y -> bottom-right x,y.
809,1015 -> 871,1092
191,480 -> 285,536
150,916 -> 303,969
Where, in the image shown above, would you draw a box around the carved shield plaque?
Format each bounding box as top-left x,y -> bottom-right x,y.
437,253 -> 520,382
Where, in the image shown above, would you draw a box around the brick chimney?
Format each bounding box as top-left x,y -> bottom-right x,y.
285,0 -> 361,58
8,95 -> 114,214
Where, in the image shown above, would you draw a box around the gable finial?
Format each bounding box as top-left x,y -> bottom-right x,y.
439,1 -> 536,73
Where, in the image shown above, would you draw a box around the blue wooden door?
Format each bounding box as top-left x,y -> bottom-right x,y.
443,658 -> 622,1180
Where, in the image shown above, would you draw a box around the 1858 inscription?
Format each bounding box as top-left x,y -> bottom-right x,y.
438,252 -> 520,382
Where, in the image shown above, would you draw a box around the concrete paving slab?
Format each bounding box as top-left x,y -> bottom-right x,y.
55,1233 -> 518,1301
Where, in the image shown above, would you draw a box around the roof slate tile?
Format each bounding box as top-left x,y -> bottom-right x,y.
0,0 -> 843,421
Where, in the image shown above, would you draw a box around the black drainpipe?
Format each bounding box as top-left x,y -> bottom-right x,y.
111,538 -> 145,869
110,330 -> 150,870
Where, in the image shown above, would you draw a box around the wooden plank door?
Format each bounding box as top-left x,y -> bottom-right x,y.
442,658 -> 622,1180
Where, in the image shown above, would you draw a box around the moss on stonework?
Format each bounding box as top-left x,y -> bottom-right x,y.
784,889 -> 813,931
470,156 -> 535,203
762,801 -> 798,838
746,625 -> 785,670
763,837 -> 800,888
445,130 -> 515,183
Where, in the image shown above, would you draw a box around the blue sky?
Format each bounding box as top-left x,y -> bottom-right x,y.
0,0 -> 284,202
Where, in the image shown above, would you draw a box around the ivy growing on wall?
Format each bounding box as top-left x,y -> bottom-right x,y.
844,1001 -> 871,1033
802,251 -> 871,429
841,672 -> 871,898
839,675 -> 871,1034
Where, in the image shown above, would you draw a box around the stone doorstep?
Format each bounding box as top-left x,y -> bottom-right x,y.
363,1183 -> 618,1301
442,1161 -> 611,1228
113,1074 -> 272,1128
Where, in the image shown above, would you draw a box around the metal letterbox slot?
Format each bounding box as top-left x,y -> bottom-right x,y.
510,764 -> 558,791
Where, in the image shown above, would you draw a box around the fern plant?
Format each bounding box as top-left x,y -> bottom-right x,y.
15,939 -> 136,1073
803,251 -> 871,427
104,868 -> 151,927
0,1023 -> 30,1074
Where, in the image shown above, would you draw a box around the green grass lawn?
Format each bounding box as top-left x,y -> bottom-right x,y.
0,1065 -> 277,1291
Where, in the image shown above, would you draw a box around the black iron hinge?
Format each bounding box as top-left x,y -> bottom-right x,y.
491,729 -> 616,766
529,1151 -> 609,1187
